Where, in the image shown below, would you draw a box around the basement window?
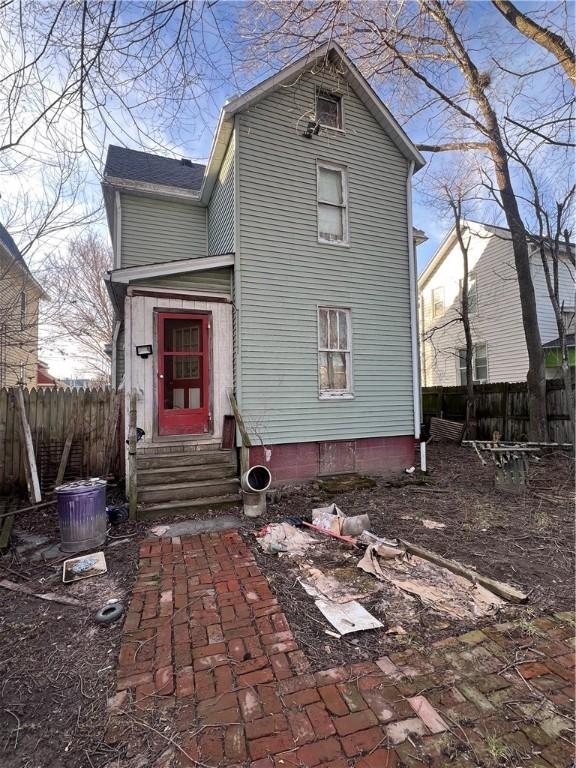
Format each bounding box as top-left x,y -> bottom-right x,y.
316,91 -> 343,130
318,306 -> 353,398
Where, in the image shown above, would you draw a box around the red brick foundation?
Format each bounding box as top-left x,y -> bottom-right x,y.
248,435 -> 416,485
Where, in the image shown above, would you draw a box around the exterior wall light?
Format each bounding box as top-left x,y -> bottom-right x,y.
136,344 -> 153,359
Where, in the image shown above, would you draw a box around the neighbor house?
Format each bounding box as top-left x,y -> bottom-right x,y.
0,223 -> 46,388
103,43 -> 425,515
37,360 -> 59,387
419,221 -> 575,387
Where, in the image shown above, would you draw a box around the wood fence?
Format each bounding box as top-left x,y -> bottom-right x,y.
422,379 -> 573,444
0,387 -> 122,494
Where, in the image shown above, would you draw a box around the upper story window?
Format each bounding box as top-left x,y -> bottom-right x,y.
20,291 -> 27,330
458,342 -> 488,384
317,162 -> 348,245
459,271 -> 478,314
318,306 -> 353,398
316,91 -> 342,129
432,287 -> 444,318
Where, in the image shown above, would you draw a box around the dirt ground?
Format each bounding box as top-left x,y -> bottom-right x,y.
245,443 -> 575,670
0,512 -> 145,768
0,442 -> 573,767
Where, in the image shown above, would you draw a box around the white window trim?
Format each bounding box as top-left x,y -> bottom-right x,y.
457,342 -> 489,384
317,305 -> 354,399
315,89 -> 345,132
316,162 -> 349,247
432,286 -> 444,318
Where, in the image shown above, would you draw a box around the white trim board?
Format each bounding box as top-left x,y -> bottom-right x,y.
108,254 -> 234,284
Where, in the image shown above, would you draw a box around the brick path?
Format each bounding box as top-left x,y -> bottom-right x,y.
108,531 -> 575,767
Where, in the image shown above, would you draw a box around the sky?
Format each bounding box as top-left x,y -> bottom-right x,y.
1,0 -> 572,378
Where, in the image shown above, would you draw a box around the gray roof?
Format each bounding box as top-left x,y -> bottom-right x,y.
543,334 -> 575,349
104,145 -> 205,191
0,222 -> 25,265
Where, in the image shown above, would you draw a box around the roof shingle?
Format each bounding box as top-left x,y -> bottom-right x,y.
104,145 -> 205,192
0,222 -> 24,265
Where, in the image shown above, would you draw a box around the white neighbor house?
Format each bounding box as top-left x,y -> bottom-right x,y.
419,221 -> 575,387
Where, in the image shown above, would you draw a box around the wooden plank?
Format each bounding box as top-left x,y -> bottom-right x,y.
14,387 -> 41,503
399,539 -> 528,604
128,391 -> 138,520
228,393 -> 252,447
0,388 -> 7,489
54,413 -> 76,488
0,579 -> 83,607
0,513 -> 15,549
102,391 -> 121,478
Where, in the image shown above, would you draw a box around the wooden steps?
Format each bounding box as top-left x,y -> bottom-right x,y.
136,447 -> 240,519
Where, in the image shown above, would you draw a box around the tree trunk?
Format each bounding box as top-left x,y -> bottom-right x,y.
429,1 -> 549,440
488,145 -> 548,440
452,208 -> 475,435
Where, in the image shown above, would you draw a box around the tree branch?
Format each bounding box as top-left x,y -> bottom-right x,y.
492,0 -> 575,85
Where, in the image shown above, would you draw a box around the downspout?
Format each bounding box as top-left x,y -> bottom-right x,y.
114,190 -> 122,269
111,319 -> 121,389
406,161 -> 422,445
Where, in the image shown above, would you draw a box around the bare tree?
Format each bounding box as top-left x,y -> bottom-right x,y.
0,2 -> 237,255
43,231 -> 114,382
492,0 -> 575,84
243,0 -> 575,439
525,179 -> 575,432
419,168 -> 480,433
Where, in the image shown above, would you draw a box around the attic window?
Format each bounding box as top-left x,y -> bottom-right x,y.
316,91 -> 342,129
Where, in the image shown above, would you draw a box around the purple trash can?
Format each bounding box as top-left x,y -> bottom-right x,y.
56,479 -> 107,553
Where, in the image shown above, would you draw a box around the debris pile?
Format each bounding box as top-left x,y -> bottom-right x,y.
255,502 -> 527,638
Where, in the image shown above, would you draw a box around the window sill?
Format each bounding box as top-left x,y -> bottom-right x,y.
317,238 -> 350,248
319,392 -> 355,401
319,124 -> 345,135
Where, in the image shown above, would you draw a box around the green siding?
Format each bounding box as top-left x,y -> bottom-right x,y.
237,67 -> 414,444
208,133 -> 235,255
131,267 -> 232,294
121,194 -> 207,266
545,347 -> 575,368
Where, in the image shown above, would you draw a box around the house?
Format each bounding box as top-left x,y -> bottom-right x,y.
103,43 -> 425,514
37,360 -> 59,387
0,223 -> 46,388
419,221 -> 575,387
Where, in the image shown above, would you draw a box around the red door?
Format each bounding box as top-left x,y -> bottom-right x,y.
157,312 -> 210,436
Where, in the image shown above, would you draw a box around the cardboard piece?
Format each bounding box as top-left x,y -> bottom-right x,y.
62,551 -> 107,583
313,598 -> 383,635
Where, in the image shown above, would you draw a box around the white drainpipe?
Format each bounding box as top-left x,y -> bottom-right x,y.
406,160 -> 421,442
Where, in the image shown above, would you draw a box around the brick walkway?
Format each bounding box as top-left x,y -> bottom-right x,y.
108,531 -> 575,767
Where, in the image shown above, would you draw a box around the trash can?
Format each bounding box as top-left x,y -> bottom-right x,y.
56,479 -> 107,553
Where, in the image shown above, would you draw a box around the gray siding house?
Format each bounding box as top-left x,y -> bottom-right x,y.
103,43 -> 425,515
419,221 -> 575,387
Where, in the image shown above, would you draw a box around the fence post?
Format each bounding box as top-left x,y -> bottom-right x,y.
501,382 -> 510,440
128,391 -> 138,521
14,387 -> 41,503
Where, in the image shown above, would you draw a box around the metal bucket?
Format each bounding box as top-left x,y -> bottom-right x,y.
56,479 -> 107,553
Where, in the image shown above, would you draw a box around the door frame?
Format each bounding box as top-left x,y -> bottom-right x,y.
153,308 -> 213,439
